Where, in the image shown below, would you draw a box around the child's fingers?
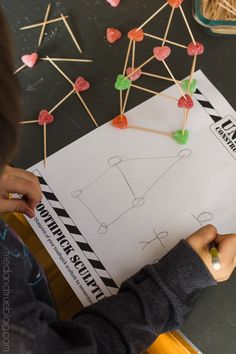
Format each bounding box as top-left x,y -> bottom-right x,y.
216,234 -> 236,264
0,198 -> 34,218
186,224 -> 217,251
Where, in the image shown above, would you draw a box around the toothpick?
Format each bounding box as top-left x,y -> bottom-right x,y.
20,16 -> 69,30
41,58 -> 93,62
131,84 -> 178,101
129,124 -> 172,137
120,90 -> 123,117
162,6 -> 175,46
45,56 -> 74,86
123,39 -> 132,75
222,0 -> 236,12
179,5 -> 196,45
49,89 -> 75,114
125,56 -> 155,80
162,60 -> 186,98
75,92 -> 98,127
137,2 -> 169,30
132,41 -> 136,69
182,108 -> 189,135
218,2 -> 236,15
43,123 -> 47,168
20,120 -> 38,124
122,86 -> 131,115
187,54 -> 197,94
142,72 -> 181,83
60,13 -> 82,54
38,4 -> 51,46
144,33 -> 187,49
14,64 -> 26,75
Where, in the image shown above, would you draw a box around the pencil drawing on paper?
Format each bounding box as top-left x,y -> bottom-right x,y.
71,149 -> 191,234
139,229 -> 168,250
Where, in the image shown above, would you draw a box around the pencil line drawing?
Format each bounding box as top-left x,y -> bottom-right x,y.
191,211 -> 214,227
139,229 -> 168,250
71,149 -> 191,234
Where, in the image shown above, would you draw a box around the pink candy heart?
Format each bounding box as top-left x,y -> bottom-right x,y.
106,28 -> 122,43
153,46 -> 171,61
178,95 -> 194,109
126,67 -> 142,81
74,77 -> 90,92
106,0 -> 120,7
187,42 -> 204,56
21,53 -> 38,68
38,110 -> 54,126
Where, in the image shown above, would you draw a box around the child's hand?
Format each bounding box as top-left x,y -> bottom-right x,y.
186,225 -> 236,282
0,166 -> 42,218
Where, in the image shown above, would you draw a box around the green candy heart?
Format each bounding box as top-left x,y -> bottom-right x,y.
115,74 -> 131,91
181,79 -> 197,94
172,130 -> 189,145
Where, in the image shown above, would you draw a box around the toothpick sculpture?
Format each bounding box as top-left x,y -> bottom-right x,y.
112,0 -> 205,144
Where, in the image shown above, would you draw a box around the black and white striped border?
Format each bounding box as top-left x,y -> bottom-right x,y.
194,88 -> 222,123
34,170 -> 118,295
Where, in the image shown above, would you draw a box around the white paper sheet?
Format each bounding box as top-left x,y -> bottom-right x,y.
27,71 -> 236,306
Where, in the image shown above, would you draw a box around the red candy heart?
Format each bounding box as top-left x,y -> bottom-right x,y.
106,0 -> 120,7
187,42 -> 204,56
167,0 -> 184,8
153,46 -> 171,61
178,95 -> 194,109
112,114 -> 128,129
126,67 -> 142,81
38,110 -> 54,126
74,77 -> 90,92
127,28 -> 144,42
106,28 -> 122,43
21,53 -> 38,68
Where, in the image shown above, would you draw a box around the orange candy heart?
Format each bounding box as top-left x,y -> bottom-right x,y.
112,114 -> 128,129
127,28 -> 144,42
167,0 -> 184,8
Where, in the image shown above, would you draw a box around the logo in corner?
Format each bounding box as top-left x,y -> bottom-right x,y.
210,115 -> 236,160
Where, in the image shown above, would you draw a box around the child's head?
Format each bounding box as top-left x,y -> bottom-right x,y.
0,8 -> 20,171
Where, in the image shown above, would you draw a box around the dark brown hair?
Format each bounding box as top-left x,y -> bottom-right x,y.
0,8 -> 20,170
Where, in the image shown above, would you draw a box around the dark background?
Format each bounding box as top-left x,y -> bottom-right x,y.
1,0 -> 235,353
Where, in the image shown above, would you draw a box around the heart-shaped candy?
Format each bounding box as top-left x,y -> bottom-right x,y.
178,94 -> 194,109
38,110 -> 54,126
181,79 -> 198,94
115,74 -> 131,91
106,28 -> 122,43
172,129 -> 189,145
127,28 -> 144,42
167,0 -> 184,8
126,67 -> 142,81
112,114 -> 128,129
74,77 -> 90,92
106,0 -> 120,7
153,46 -> 171,61
21,53 -> 38,68
187,42 -> 204,56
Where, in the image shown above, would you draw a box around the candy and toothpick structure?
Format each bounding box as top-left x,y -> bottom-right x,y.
113,0 -> 205,144
20,56 -> 98,167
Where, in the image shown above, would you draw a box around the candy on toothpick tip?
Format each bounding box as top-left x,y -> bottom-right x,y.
115,74 -> 131,90
153,46 -> 171,61
106,0 -> 121,7
112,114 -> 128,129
127,28 -> 144,42
182,79 -> 198,94
172,129 -> 189,144
106,28 -> 122,43
21,53 -> 38,68
167,0 -> 184,8
126,67 -> 142,81
38,110 -> 55,126
187,41 -> 204,56
178,94 -> 194,109
74,77 -> 90,92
